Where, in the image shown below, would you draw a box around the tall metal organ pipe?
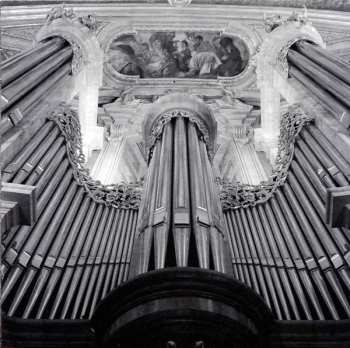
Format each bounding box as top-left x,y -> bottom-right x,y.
130,114 -> 232,277
0,37 -> 73,138
287,41 -> 350,129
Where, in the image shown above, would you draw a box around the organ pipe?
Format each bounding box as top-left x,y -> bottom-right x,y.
131,114 -> 231,276
1,47 -> 73,112
287,49 -> 350,109
1,62 -> 72,136
306,125 -> 350,180
1,119 -> 138,320
289,65 -> 350,127
1,37 -> 67,87
293,41 -> 350,85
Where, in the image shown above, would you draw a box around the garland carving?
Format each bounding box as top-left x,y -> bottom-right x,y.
218,105 -> 312,210
49,104 -> 142,209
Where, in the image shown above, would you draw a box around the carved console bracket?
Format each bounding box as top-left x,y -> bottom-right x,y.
0,183 -> 36,232
326,186 -> 350,229
255,12 -> 324,164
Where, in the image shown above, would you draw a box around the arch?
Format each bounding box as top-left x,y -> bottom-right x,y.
35,16 -> 105,156
143,93 -> 217,160
257,21 -> 324,83
35,17 -> 103,76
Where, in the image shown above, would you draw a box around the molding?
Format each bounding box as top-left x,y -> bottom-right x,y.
2,1 -> 350,12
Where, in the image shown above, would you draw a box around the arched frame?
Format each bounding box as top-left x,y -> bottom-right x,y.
36,17 -> 105,156
35,17 -> 103,77
257,20 -> 325,85
254,20 -> 325,163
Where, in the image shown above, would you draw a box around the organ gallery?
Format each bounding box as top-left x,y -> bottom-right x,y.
1,1 -> 350,347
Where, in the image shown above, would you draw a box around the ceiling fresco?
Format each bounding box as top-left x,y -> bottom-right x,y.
107,31 -> 249,79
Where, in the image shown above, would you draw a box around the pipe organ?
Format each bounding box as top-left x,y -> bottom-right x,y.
1,7 -> 350,348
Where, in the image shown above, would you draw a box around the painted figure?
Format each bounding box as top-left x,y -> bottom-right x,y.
216,37 -> 242,77
108,31 -> 247,79
146,37 -> 177,77
110,45 -> 144,77
173,40 -> 192,73
185,34 -> 221,78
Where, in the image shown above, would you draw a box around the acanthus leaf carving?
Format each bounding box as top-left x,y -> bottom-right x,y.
263,7 -> 310,33
218,105 -> 312,210
45,5 -> 76,25
48,103 -> 142,209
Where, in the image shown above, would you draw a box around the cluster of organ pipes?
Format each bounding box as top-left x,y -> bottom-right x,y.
1,119 -> 138,319
1,32 -> 350,324
288,41 -> 350,129
130,116 -> 232,276
0,37 -> 73,137
224,122 -> 350,320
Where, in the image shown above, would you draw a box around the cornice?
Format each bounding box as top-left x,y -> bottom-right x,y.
2,0 -> 350,12
2,5 -> 350,28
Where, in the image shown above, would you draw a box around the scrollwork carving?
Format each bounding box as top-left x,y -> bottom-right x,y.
48,103 -> 142,209
70,40 -> 84,75
276,37 -> 304,77
79,14 -> 98,32
45,5 -> 76,24
52,33 -> 84,75
219,105 -> 312,210
263,8 -> 309,33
